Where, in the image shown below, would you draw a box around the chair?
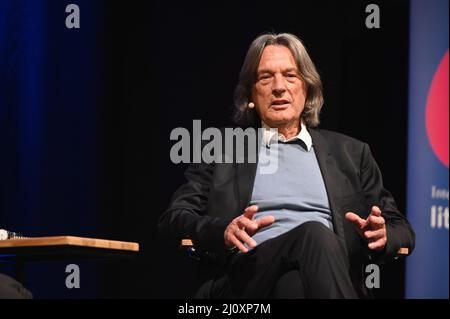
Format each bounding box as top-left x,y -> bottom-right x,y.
180,239 -> 410,298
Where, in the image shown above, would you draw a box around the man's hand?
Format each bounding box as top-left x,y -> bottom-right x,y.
345,206 -> 387,251
224,205 -> 275,253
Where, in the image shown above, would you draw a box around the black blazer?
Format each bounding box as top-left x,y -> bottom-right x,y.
159,128 -> 415,296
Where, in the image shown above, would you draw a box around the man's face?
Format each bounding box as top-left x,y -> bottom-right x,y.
251,45 -> 306,128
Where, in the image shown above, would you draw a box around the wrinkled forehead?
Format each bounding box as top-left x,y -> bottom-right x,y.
257,45 -> 299,73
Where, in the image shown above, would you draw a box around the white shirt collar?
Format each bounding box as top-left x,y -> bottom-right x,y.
261,121 -> 313,151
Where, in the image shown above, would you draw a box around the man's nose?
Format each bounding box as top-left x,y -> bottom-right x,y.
272,74 -> 286,95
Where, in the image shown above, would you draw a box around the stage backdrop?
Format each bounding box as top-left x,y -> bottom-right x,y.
406,0 -> 449,298
0,0 -> 102,298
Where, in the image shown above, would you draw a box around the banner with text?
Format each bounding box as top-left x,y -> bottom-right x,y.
406,0 -> 449,299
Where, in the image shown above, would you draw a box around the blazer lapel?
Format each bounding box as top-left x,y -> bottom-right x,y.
309,129 -> 349,256
235,129 -> 260,212
235,162 -> 258,211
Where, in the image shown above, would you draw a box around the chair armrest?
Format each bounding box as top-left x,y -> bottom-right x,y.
182,241 -> 409,252
181,239 -> 194,248
180,239 -> 199,260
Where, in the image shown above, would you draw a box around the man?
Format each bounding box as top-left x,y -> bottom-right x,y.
159,33 -> 415,298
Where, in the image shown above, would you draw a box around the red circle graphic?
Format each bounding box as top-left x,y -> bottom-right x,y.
425,50 -> 449,168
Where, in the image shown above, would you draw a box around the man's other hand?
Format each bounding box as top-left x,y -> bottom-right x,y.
345,206 -> 387,251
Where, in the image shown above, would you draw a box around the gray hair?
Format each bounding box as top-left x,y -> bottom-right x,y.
233,33 -> 323,128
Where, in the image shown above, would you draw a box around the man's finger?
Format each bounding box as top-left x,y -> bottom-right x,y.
256,215 -> 275,229
237,218 -> 259,233
243,205 -> 258,219
229,235 -> 249,253
364,228 -> 386,240
368,215 -> 385,228
345,212 -> 366,229
370,206 -> 382,217
368,237 -> 387,251
234,228 -> 257,248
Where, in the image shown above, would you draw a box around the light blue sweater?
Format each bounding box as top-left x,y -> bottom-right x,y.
250,141 -> 333,246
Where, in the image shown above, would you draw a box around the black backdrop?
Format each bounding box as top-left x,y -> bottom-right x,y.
94,0 -> 409,298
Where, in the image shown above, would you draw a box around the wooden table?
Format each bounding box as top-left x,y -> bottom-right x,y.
0,236 -> 139,283
0,236 -> 139,259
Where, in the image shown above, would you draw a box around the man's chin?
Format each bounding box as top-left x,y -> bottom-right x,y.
264,118 -> 297,128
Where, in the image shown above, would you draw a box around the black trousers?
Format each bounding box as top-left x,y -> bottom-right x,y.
208,221 -> 358,299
